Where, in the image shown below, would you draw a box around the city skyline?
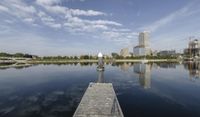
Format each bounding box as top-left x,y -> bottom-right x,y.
0,0 -> 200,56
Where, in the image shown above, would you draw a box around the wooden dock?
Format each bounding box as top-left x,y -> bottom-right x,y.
73,83 -> 124,117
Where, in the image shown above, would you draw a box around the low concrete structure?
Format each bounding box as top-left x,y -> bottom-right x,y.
73,83 -> 124,117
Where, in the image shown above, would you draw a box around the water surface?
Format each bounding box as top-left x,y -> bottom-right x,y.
0,62 -> 200,117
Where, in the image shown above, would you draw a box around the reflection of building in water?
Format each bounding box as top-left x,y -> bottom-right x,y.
134,63 -> 151,89
152,63 -> 159,69
184,62 -> 200,80
184,39 -> 200,57
158,63 -> 176,68
97,70 -> 104,83
158,50 -> 176,56
120,63 -> 131,71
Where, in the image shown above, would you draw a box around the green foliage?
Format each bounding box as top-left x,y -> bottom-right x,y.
80,55 -> 89,59
0,52 -> 35,58
111,53 -> 119,58
13,53 -> 24,57
0,52 -> 12,57
74,56 -> 78,60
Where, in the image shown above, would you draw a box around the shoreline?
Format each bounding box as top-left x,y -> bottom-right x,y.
0,59 -> 180,64
27,59 -> 179,64
0,59 -> 181,69
0,63 -> 32,69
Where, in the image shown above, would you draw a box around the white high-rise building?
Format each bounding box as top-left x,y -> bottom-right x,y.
134,31 -> 151,56
139,31 -> 149,47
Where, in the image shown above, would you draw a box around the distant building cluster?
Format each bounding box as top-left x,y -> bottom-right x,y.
158,50 -> 176,56
118,31 -> 200,58
119,31 -> 152,57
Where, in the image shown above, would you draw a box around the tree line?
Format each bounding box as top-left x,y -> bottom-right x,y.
0,52 -> 36,58
0,52 -> 178,60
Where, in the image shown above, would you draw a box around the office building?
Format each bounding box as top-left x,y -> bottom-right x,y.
139,31 -> 149,47
134,31 -> 151,56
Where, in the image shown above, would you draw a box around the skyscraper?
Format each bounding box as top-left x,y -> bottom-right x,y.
139,31 -> 149,47
134,31 -> 151,56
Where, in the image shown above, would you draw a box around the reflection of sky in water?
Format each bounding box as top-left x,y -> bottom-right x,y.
0,63 -> 200,117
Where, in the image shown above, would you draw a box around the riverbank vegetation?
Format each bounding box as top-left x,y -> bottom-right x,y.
0,52 -> 179,63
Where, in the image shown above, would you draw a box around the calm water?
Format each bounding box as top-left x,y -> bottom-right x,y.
0,62 -> 200,117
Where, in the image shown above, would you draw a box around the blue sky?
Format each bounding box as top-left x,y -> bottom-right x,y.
0,0 -> 200,56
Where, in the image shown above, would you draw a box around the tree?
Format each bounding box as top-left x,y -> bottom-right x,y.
14,53 -> 24,57
0,52 -> 12,57
80,55 -> 89,59
111,53 -> 119,58
74,56 -> 78,60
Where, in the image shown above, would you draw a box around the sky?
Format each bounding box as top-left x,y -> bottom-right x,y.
0,0 -> 200,56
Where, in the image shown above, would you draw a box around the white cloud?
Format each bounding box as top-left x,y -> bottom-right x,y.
4,19 -> 15,24
89,20 -> 122,26
0,0 -> 113,31
63,16 -> 122,32
111,28 -> 131,32
11,4 -> 37,14
38,11 -> 55,22
66,17 -> 121,27
69,9 -> 106,16
36,0 -> 106,16
0,5 -> 9,12
42,5 -> 66,14
46,22 -> 62,29
91,25 -> 108,30
0,1 -> 37,20
37,11 -> 61,29
23,18 -> 34,23
36,0 -> 61,6
43,5 -> 106,16
0,0 -> 135,52
102,31 -> 138,45
38,11 -> 46,17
